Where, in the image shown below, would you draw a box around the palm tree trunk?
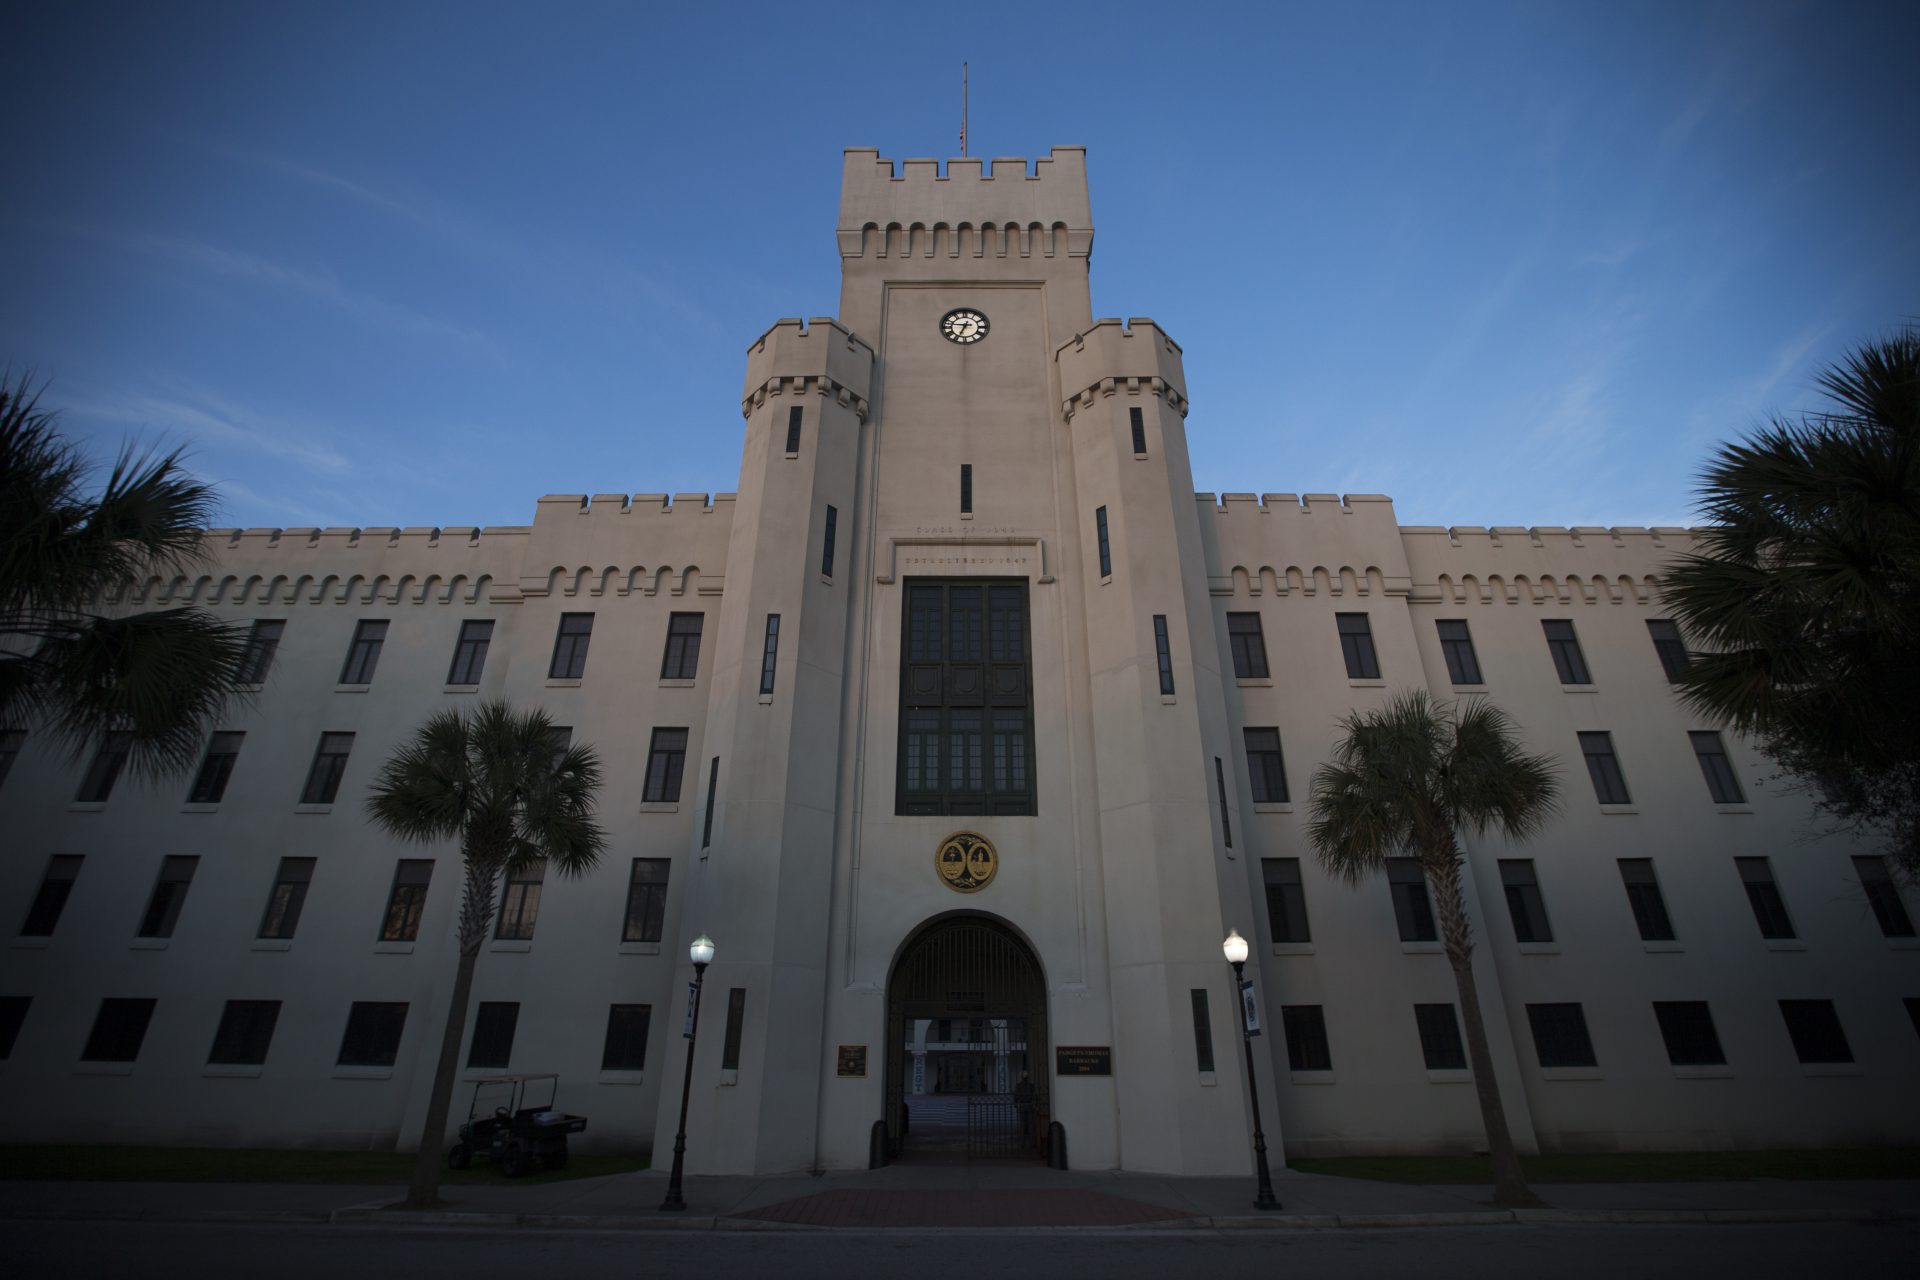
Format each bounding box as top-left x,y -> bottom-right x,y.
1428,846 -> 1539,1208
403,860 -> 495,1208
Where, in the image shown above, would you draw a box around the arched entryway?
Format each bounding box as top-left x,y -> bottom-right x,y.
882,915 -> 1049,1163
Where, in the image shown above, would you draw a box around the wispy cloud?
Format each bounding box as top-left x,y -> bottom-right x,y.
56,378 -> 355,477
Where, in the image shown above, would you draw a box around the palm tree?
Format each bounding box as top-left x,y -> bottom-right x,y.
1306,690 -> 1558,1207
367,700 -> 607,1208
1,372 -> 249,778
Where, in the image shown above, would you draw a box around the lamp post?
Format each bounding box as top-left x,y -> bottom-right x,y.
659,933 -> 715,1212
1224,928 -> 1281,1210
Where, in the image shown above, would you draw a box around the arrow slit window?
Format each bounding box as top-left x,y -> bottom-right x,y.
899,579 -> 1035,816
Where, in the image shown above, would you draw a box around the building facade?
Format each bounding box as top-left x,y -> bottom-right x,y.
2,147 -> 1916,1173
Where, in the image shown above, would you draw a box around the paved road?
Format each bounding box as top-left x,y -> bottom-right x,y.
4,1219 -> 1914,1279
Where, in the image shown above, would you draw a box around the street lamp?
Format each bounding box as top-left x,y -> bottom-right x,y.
659,933 -> 715,1212
1224,928 -> 1281,1210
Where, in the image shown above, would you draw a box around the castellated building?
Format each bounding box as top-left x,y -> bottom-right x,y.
2,147 -> 1915,1175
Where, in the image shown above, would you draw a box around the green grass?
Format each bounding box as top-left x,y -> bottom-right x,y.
1290,1148 -> 1920,1184
0,1145 -> 649,1185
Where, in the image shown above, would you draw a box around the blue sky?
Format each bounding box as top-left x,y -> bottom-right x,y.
3,0 -> 1914,531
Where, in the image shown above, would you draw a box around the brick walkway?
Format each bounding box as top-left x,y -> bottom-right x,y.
734,1188 -> 1185,1228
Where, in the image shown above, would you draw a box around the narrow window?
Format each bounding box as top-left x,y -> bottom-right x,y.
721,988 -> 747,1070
602,1004 -> 650,1071
660,612 -> 705,680
898,580 -> 1036,816
784,405 -> 803,454
1653,1002 -> 1725,1067
236,619 -> 285,685
494,861 -> 545,940
547,725 -> 573,771
821,505 -> 838,578
447,619 -> 493,685
1336,613 -> 1380,679
1499,859 -> 1552,944
0,728 -> 27,791
137,855 -> 199,938
1436,619 -> 1482,684
1689,731 -> 1744,804
1617,859 -> 1675,942
1526,1003 -> 1597,1068
258,857 -> 316,940
75,731 -> 131,803
187,731 -> 244,804
380,860 -> 433,942
1281,1005 -> 1332,1071
1262,858 -> 1311,944
643,728 -> 689,803
1095,505 -> 1112,577
1578,731 -> 1631,804
1854,856 -> 1915,938
0,996 -> 28,1059
759,615 -> 781,695
1778,999 -> 1852,1064
20,855 -> 83,937
623,859 -> 670,943
701,757 -> 720,848
1189,990 -> 1215,1073
208,1000 -> 281,1066
1213,756 -> 1233,849
549,613 -> 594,679
1542,619 -> 1592,684
1129,406 -> 1147,456
1736,857 -> 1795,939
82,998 -> 157,1063
1243,728 -> 1289,804
960,463 -> 973,515
339,620 -> 388,684
1647,619 -> 1689,681
337,1002 -> 408,1067
467,1002 -> 519,1069
301,732 -> 355,805
1152,615 -> 1175,695
1387,858 -> 1438,942
1226,613 -> 1269,679
1414,1004 -> 1467,1070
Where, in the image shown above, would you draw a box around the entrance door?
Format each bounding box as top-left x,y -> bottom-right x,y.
884,916 -> 1048,1162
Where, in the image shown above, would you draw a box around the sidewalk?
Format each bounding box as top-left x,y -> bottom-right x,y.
3,1163 -> 1915,1232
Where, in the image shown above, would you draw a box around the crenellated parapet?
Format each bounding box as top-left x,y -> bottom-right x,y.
836,147 -> 1093,261
519,492 -> 736,599
1399,523 -> 1699,607
741,317 -> 874,422
1198,493 -> 1412,598
1057,318 -> 1189,421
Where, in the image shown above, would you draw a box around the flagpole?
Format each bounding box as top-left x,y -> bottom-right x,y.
961,62 -> 968,156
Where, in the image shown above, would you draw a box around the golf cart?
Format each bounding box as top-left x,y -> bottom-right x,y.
448,1073 -> 588,1176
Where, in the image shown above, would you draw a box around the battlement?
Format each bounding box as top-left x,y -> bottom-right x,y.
1058,318 -> 1189,421
837,147 -> 1092,259
1400,524 -> 1698,548
203,525 -> 517,548
1199,492 -> 1397,516
533,493 -> 737,518
741,317 -> 874,420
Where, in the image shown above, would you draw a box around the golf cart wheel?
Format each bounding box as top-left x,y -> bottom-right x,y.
501,1142 -> 531,1178
447,1143 -> 473,1171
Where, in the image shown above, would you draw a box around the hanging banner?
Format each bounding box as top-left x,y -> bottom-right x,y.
682,982 -> 698,1039
1240,978 -> 1262,1037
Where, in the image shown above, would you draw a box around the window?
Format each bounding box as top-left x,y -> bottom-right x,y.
0,996 -> 28,1059
1854,856 -> 1915,938
297,732 -> 354,805
623,859 -> 670,943
1262,858 -> 1311,944
187,731 -> 244,804
549,613 -> 594,679
1213,756 -> 1232,849
236,620 -> 285,685
258,858 -> 315,940
661,613 -> 704,680
701,758 -> 720,848
643,728 -> 689,803
1190,990 -> 1215,1073
1685,731 -> 1744,804
20,855 -> 82,936
1281,1005 -> 1332,1071
1578,732 -> 1631,804
1736,857 -> 1794,940
1095,506 -> 1111,577
495,861 -> 544,940
1226,613 -> 1269,679
1243,728 -> 1289,804
337,1002 -> 408,1067
721,988 -> 747,1070
1129,406 -> 1147,455
759,615 -> 780,695
1336,613 -> 1380,679
960,463 -> 973,514
784,405 -> 803,454
1152,615 -> 1175,695
339,620 -> 388,684
447,620 -> 493,685
82,998 -> 156,1063
1526,1003 -> 1597,1068
75,731 -> 131,803
1499,859 -> 1552,944
1436,620 -> 1482,685
1653,1002 -> 1725,1067
1542,619 -> 1592,684
1414,1004 -> 1467,1070
380,860 -> 433,942
0,728 -> 24,790
138,856 -> 198,938
1387,858 -> 1438,943
897,581 -> 1035,816
602,1004 -> 650,1071
1647,619 -> 1689,681
821,504 -> 838,578
208,1000 -> 281,1066
1778,999 -> 1852,1064
467,1002 -> 519,1069
1617,859 -> 1675,942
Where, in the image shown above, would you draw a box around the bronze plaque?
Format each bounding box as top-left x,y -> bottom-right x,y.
836,1044 -> 868,1078
1055,1046 -> 1112,1076
935,830 -> 998,893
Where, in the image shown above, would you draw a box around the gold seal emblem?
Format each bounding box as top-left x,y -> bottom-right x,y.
935,830 -> 997,893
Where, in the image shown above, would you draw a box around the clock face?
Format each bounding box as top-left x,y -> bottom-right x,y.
940,308 -> 989,344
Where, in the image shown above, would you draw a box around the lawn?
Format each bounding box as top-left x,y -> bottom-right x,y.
0,1145 -> 648,1185
1289,1148 -> 1920,1184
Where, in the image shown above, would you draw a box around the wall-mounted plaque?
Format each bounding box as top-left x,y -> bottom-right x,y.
837,1044 -> 868,1078
935,830 -> 998,893
1055,1046 -> 1112,1076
